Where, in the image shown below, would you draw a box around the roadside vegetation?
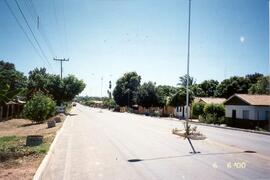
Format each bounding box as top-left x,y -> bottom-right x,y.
0,60 -> 85,178
79,71 -> 269,130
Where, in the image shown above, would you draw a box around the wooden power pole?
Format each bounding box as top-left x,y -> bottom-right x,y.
53,58 -> 69,79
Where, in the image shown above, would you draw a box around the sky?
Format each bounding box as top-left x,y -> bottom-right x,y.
0,0 -> 269,96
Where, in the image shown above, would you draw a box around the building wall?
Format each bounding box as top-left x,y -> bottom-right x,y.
225,105 -> 270,120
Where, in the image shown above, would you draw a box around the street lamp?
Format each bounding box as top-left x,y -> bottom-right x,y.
185,0 -> 192,133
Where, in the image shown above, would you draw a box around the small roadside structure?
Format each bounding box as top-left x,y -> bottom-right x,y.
224,94 -> 270,130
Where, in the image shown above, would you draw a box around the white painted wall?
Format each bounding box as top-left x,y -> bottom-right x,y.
174,106 -> 191,119
225,105 -> 270,121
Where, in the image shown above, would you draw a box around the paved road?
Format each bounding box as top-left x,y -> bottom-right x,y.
40,104 -> 270,180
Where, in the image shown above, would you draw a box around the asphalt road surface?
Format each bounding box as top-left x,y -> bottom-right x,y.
40,104 -> 270,180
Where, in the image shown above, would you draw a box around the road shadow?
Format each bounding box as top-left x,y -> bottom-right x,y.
127,151 -> 256,163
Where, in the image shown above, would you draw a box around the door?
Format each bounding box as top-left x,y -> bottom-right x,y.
232,110 -> 236,119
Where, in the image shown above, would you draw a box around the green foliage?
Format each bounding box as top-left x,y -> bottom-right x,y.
197,80 -> 219,97
169,87 -> 194,107
245,73 -> 264,84
204,103 -> 225,117
103,98 -> 116,108
192,102 -> 205,118
27,68 -> 85,105
27,68 -> 49,98
215,76 -> 251,98
0,85 -> 22,105
62,75 -> 86,103
0,60 -> 27,91
178,74 -> 195,87
23,92 -> 56,123
47,75 -> 64,105
137,81 -> 159,108
156,85 -> 177,107
113,72 -> 141,106
0,136 -> 49,162
248,76 -> 270,95
201,103 -> 225,124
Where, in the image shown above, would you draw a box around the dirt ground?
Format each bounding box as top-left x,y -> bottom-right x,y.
0,115 -> 66,180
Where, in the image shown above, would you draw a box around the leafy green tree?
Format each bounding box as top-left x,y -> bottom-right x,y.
62,75 -> 86,103
178,74 -> 195,87
215,76 -> 251,98
47,75 -> 64,105
156,85 -> 177,107
23,92 -> 56,123
0,85 -> 22,105
137,82 -> 159,108
198,80 -> 219,97
0,60 -> 27,91
113,72 -> 141,107
27,68 -> 49,98
190,84 -> 205,97
169,87 -> 194,107
248,76 -> 270,95
245,73 -> 264,84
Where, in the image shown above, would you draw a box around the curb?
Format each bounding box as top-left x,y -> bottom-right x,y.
33,115 -> 70,180
188,121 -> 270,136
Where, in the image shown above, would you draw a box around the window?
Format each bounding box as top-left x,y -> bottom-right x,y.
243,110 -> 249,120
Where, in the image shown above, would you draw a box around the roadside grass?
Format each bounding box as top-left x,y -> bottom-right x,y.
0,136 -> 50,163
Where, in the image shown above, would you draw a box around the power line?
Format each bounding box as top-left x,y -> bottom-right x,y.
14,0 -> 54,72
4,0 -> 47,67
23,0 -> 56,57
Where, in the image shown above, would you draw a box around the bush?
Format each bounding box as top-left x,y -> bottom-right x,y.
23,92 -> 56,123
192,102 -> 205,118
204,103 -> 225,117
202,103 -> 225,124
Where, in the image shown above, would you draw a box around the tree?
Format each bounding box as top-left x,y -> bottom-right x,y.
178,74 -> 195,87
47,75 -> 64,105
190,84 -> 205,97
245,73 -> 264,84
0,85 -> 22,105
215,76 -> 251,98
248,76 -> 270,95
62,75 -> 86,103
23,92 -> 56,123
137,82 -> 159,108
156,85 -> 177,107
169,87 -> 194,107
27,67 -> 49,98
0,60 -> 27,91
113,72 -> 141,106
198,80 -> 219,97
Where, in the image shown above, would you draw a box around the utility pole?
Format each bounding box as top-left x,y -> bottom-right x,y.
186,0 -> 191,132
53,58 -> 69,79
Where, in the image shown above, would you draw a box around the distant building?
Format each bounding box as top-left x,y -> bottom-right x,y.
224,94 -> 270,121
194,97 -> 226,104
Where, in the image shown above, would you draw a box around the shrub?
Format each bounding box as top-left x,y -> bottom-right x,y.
192,102 -> 205,118
204,103 -> 225,117
23,92 -> 56,123
202,103 -> 225,124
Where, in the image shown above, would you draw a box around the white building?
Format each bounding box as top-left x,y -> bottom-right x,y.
224,94 -> 270,121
